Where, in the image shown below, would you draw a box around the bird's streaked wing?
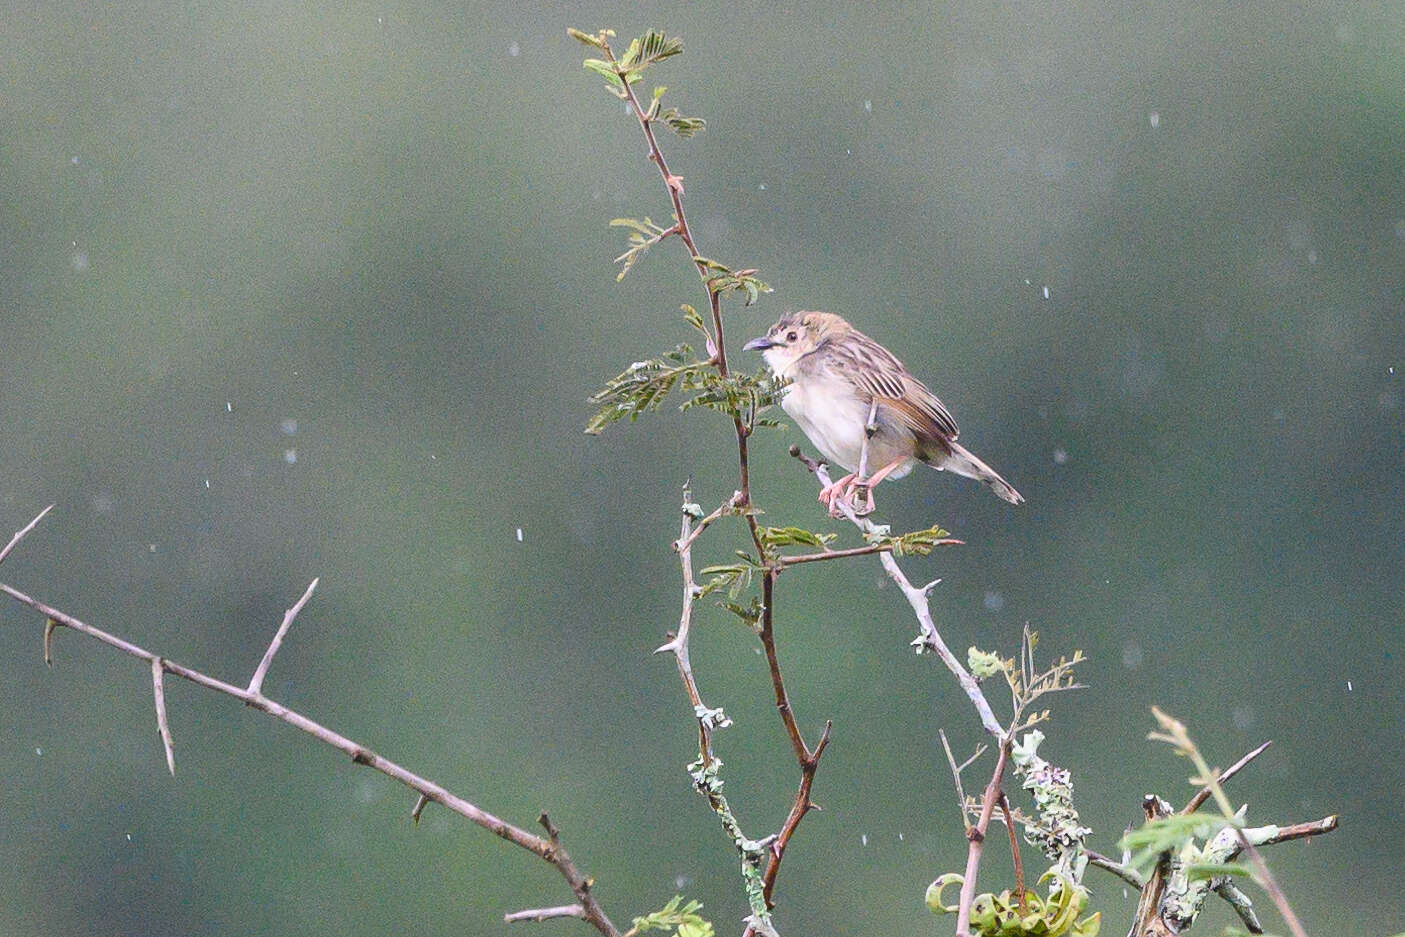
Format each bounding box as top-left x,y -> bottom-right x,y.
825,329 -> 960,440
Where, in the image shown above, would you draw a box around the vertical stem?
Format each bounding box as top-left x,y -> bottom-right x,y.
998,793 -> 1027,913
956,741 -> 1011,937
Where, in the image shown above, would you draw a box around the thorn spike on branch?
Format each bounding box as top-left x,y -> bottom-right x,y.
151,658 -> 175,776
44,617 -> 57,666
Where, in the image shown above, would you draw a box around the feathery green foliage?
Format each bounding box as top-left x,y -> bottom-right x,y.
631,895 -> 715,937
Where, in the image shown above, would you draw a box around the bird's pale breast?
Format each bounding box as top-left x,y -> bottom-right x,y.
781,375 -> 915,479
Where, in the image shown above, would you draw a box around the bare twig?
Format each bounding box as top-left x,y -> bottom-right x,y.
0,508 -> 620,937
776,542 -> 898,567
248,577 -> 319,697
850,401 -> 879,513
1131,794 -> 1174,937
939,730 -> 978,831
674,491 -> 741,556
505,904 -> 588,924
1181,739 -> 1272,815
1214,881 -> 1264,934
0,503 -> 52,566
411,793 -> 430,826
1085,848 -> 1145,889
1255,815 -> 1338,845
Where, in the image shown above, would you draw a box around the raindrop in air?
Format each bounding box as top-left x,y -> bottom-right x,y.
864,100 -> 872,112
1122,640 -> 1143,670
508,41 -> 520,57
284,448 -> 297,464
280,418 -> 298,435
1148,111 -> 1160,128
1053,448 -> 1069,465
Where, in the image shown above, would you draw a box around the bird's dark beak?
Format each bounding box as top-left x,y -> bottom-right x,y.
743,336 -> 775,351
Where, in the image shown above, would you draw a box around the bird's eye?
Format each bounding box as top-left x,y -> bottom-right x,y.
786,331 -> 798,342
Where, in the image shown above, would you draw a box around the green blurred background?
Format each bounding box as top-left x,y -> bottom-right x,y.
2,1 -> 1401,934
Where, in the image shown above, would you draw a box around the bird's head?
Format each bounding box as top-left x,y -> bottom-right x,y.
743,311 -> 850,373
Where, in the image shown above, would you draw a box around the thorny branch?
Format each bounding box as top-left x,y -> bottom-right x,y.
589,34 -> 831,934
0,507 -> 621,937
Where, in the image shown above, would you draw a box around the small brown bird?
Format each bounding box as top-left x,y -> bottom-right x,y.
743,311 -> 1023,514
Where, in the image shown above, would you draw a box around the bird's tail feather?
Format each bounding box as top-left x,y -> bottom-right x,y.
938,441 -> 1025,505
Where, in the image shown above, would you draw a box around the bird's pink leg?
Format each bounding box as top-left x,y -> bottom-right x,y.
818,473 -> 856,511
841,457 -> 908,516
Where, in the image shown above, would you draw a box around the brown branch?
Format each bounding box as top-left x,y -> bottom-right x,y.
1256,815 -> 1338,845
505,904 -> 587,924
998,793 -> 1027,913
955,741 -> 1012,937
0,507 -> 620,937
756,568 -> 832,907
247,577 -> 319,697
602,38 -> 764,556
1131,796 -> 1174,937
776,543 -> 894,567
1181,739 -> 1272,815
